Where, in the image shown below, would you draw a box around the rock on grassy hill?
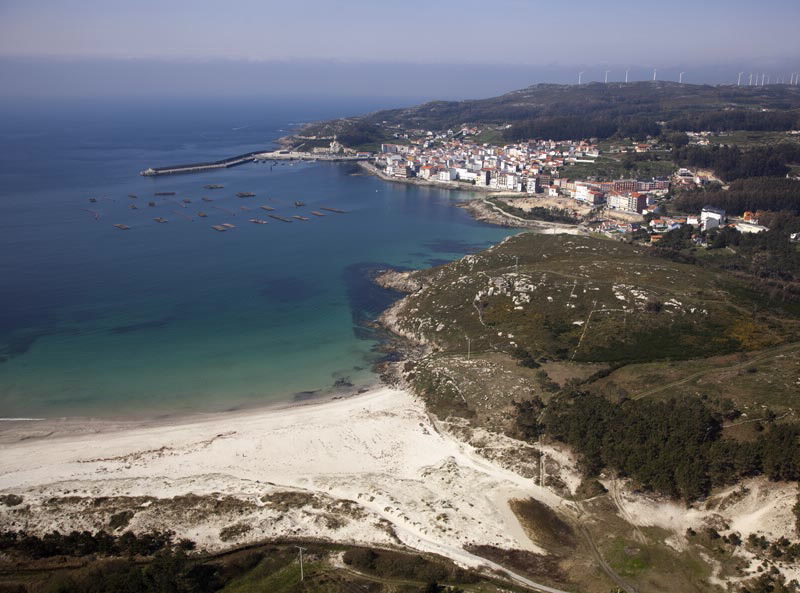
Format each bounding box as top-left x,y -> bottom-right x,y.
380,233 -> 799,366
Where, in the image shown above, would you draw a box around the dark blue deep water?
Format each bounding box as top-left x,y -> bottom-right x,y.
0,97 -> 512,418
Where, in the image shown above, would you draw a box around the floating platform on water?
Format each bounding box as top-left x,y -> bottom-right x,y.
236,192 -> 256,198
320,207 -> 346,214
311,211 -> 325,217
205,184 -> 224,189
211,225 -> 228,232
249,219 -> 269,224
268,214 -> 292,223
292,215 -> 310,221
113,224 -> 130,230
222,223 -> 235,229
198,211 -> 208,218
153,217 -> 168,223
260,205 -> 275,211
155,192 -> 176,196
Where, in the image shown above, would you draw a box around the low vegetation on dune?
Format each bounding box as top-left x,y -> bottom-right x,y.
0,539 -> 511,593
375,231 -> 800,591
384,230 -> 800,502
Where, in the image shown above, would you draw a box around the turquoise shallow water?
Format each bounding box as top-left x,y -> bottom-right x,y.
0,97 -> 513,418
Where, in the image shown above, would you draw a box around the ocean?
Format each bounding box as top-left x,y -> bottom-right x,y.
0,96 -> 513,418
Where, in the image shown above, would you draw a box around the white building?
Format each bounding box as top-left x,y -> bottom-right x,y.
438,168 -> 457,182
735,222 -> 768,234
700,206 -> 726,230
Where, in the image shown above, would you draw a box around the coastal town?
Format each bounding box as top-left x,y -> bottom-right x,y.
295,126 -> 774,241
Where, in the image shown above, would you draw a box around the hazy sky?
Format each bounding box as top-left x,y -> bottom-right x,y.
0,0 -> 798,97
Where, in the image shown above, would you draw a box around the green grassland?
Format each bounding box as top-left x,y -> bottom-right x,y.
563,154 -> 676,181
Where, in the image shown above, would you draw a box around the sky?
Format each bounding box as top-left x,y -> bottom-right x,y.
0,0 -> 798,98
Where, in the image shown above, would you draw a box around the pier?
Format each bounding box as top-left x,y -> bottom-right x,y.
140,151 -> 263,177
140,149 -> 370,177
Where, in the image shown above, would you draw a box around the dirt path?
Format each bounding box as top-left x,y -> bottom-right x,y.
630,341 -> 800,400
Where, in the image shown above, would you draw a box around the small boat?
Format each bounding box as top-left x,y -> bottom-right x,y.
211,225 -> 228,232
128,194 -> 137,199
148,201 -> 156,207
260,205 -> 275,211
311,211 -> 326,217
198,211 -> 208,218
155,192 -> 176,196
153,217 -> 168,223
113,224 -> 130,230
248,218 -> 269,225
240,206 -> 250,211
202,197 -> 213,202
205,184 -> 224,189
292,215 -> 310,221
221,223 -> 236,229
129,204 -> 138,210
236,192 -> 256,197
182,198 -> 192,204
294,201 -> 306,207
88,198 -> 97,203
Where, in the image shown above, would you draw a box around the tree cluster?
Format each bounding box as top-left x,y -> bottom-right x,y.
503,114 -> 661,142
672,177 -> 800,214
673,144 -> 800,181
0,529 -> 191,559
535,392 -> 800,501
671,110 -> 800,133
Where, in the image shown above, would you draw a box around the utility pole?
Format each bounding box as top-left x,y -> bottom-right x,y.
296,546 -> 306,582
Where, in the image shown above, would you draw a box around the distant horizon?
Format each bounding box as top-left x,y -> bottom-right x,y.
1,56 -> 799,101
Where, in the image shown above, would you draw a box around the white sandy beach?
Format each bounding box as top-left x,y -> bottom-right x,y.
0,386 -> 567,579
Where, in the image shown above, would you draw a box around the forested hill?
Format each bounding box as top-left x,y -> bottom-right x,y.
300,81 -> 800,144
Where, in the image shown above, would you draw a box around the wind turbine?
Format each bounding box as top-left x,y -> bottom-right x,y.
578,71 -> 585,84
604,70 -> 611,83
766,74 -> 771,85
679,72 -> 686,83
749,73 -> 753,86
761,73 -> 766,86
625,68 -> 630,83
737,72 -> 744,86
653,68 -> 657,81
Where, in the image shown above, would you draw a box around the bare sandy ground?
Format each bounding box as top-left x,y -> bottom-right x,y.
1,385 -> 796,589
0,387 -> 563,575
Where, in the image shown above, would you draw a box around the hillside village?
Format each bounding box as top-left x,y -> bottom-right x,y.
362,127 -> 775,241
